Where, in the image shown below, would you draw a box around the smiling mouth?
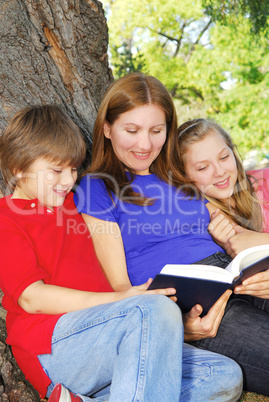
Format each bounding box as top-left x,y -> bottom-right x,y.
53,189 -> 69,196
214,178 -> 229,187
132,151 -> 151,158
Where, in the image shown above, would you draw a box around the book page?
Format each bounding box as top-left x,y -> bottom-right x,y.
160,264 -> 234,284
225,244 -> 269,277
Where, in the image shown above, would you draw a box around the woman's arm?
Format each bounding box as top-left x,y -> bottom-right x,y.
18,279 -> 177,315
81,213 -> 132,291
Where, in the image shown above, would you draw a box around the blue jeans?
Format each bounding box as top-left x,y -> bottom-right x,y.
38,295 -> 242,401
192,252 -> 269,396
194,251 -> 233,268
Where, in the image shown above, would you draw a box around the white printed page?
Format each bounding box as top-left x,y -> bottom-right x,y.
225,244 -> 269,277
161,264 -> 234,283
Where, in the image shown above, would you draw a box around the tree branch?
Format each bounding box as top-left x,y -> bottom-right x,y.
174,85 -> 204,101
148,20 -> 188,57
186,18 -> 212,62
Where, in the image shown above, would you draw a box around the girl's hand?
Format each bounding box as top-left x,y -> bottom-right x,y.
183,290 -> 232,341
118,278 -> 177,302
208,209 -> 236,248
234,269 -> 269,299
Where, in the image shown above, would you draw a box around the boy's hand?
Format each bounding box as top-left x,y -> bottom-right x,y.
208,209 -> 236,248
183,289 -> 232,341
117,278 -> 177,302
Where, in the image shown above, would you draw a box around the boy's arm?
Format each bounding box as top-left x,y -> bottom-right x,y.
18,279 -> 177,315
81,213 -> 132,291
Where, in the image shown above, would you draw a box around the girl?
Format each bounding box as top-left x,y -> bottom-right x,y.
177,118 -> 269,255
177,118 -> 269,395
74,73 -> 267,396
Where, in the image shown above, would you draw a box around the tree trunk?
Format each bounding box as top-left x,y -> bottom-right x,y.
0,0 -> 113,399
0,0 -> 113,195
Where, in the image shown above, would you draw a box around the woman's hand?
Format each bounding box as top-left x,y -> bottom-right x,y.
234,269 -> 269,299
183,289 -> 232,341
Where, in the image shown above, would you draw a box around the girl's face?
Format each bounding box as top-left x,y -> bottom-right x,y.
104,104 -> 167,175
13,158 -> 77,210
184,131 -> 238,202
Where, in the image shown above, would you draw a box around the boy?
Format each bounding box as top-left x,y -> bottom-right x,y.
0,105 -> 242,401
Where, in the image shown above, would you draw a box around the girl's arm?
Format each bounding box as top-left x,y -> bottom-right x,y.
226,225 -> 269,258
216,225 -> 269,299
82,213 -> 132,291
18,279 -> 177,315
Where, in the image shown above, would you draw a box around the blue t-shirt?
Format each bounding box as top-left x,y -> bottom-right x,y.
74,174 -> 224,285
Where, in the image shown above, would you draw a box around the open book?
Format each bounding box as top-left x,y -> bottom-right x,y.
148,245 -> 269,316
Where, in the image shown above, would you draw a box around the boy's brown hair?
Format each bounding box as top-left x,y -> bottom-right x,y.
0,105 -> 86,191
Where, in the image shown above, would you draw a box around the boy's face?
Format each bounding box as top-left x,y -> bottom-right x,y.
14,158 -> 78,209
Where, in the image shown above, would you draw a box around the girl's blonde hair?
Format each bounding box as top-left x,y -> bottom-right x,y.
177,118 -> 263,231
88,72 -> 184,205
0,105 -> 86,191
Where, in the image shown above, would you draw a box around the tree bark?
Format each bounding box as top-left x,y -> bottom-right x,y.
0,0 -> 113,399
0,0 -> 113,195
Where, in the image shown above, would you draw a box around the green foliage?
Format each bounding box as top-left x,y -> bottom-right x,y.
101,0 -> 269,160
110,42 -> 148,77
202,0 -> 269,36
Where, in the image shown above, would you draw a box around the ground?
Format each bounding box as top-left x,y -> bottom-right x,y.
240,392 -> 269,401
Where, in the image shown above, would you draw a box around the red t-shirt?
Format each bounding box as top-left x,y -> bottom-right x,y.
0,192 -> 112,398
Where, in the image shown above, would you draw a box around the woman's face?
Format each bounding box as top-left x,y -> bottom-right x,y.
104,104 -> 167,175
184,131 -> 238,202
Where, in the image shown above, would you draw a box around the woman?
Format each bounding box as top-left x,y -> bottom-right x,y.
74,74 -> 230,288
74,73 -> 268,395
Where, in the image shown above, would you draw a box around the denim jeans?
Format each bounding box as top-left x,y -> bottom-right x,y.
38,295 -> 242,401
192,252 -> 269,396
194,251 -> 233,268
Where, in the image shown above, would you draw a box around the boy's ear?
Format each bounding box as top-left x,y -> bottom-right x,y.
104,121 -> 111,139
14,171 -> 23,179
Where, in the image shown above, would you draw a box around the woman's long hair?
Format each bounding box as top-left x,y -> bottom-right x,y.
87,72 -> 185,205
177,118 -> 263,231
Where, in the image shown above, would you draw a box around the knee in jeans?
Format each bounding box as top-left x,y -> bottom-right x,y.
214,356 -> 243,398
137,294 -> 182,329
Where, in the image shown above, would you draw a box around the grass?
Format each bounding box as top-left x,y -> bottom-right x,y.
240,392 -> 269,401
